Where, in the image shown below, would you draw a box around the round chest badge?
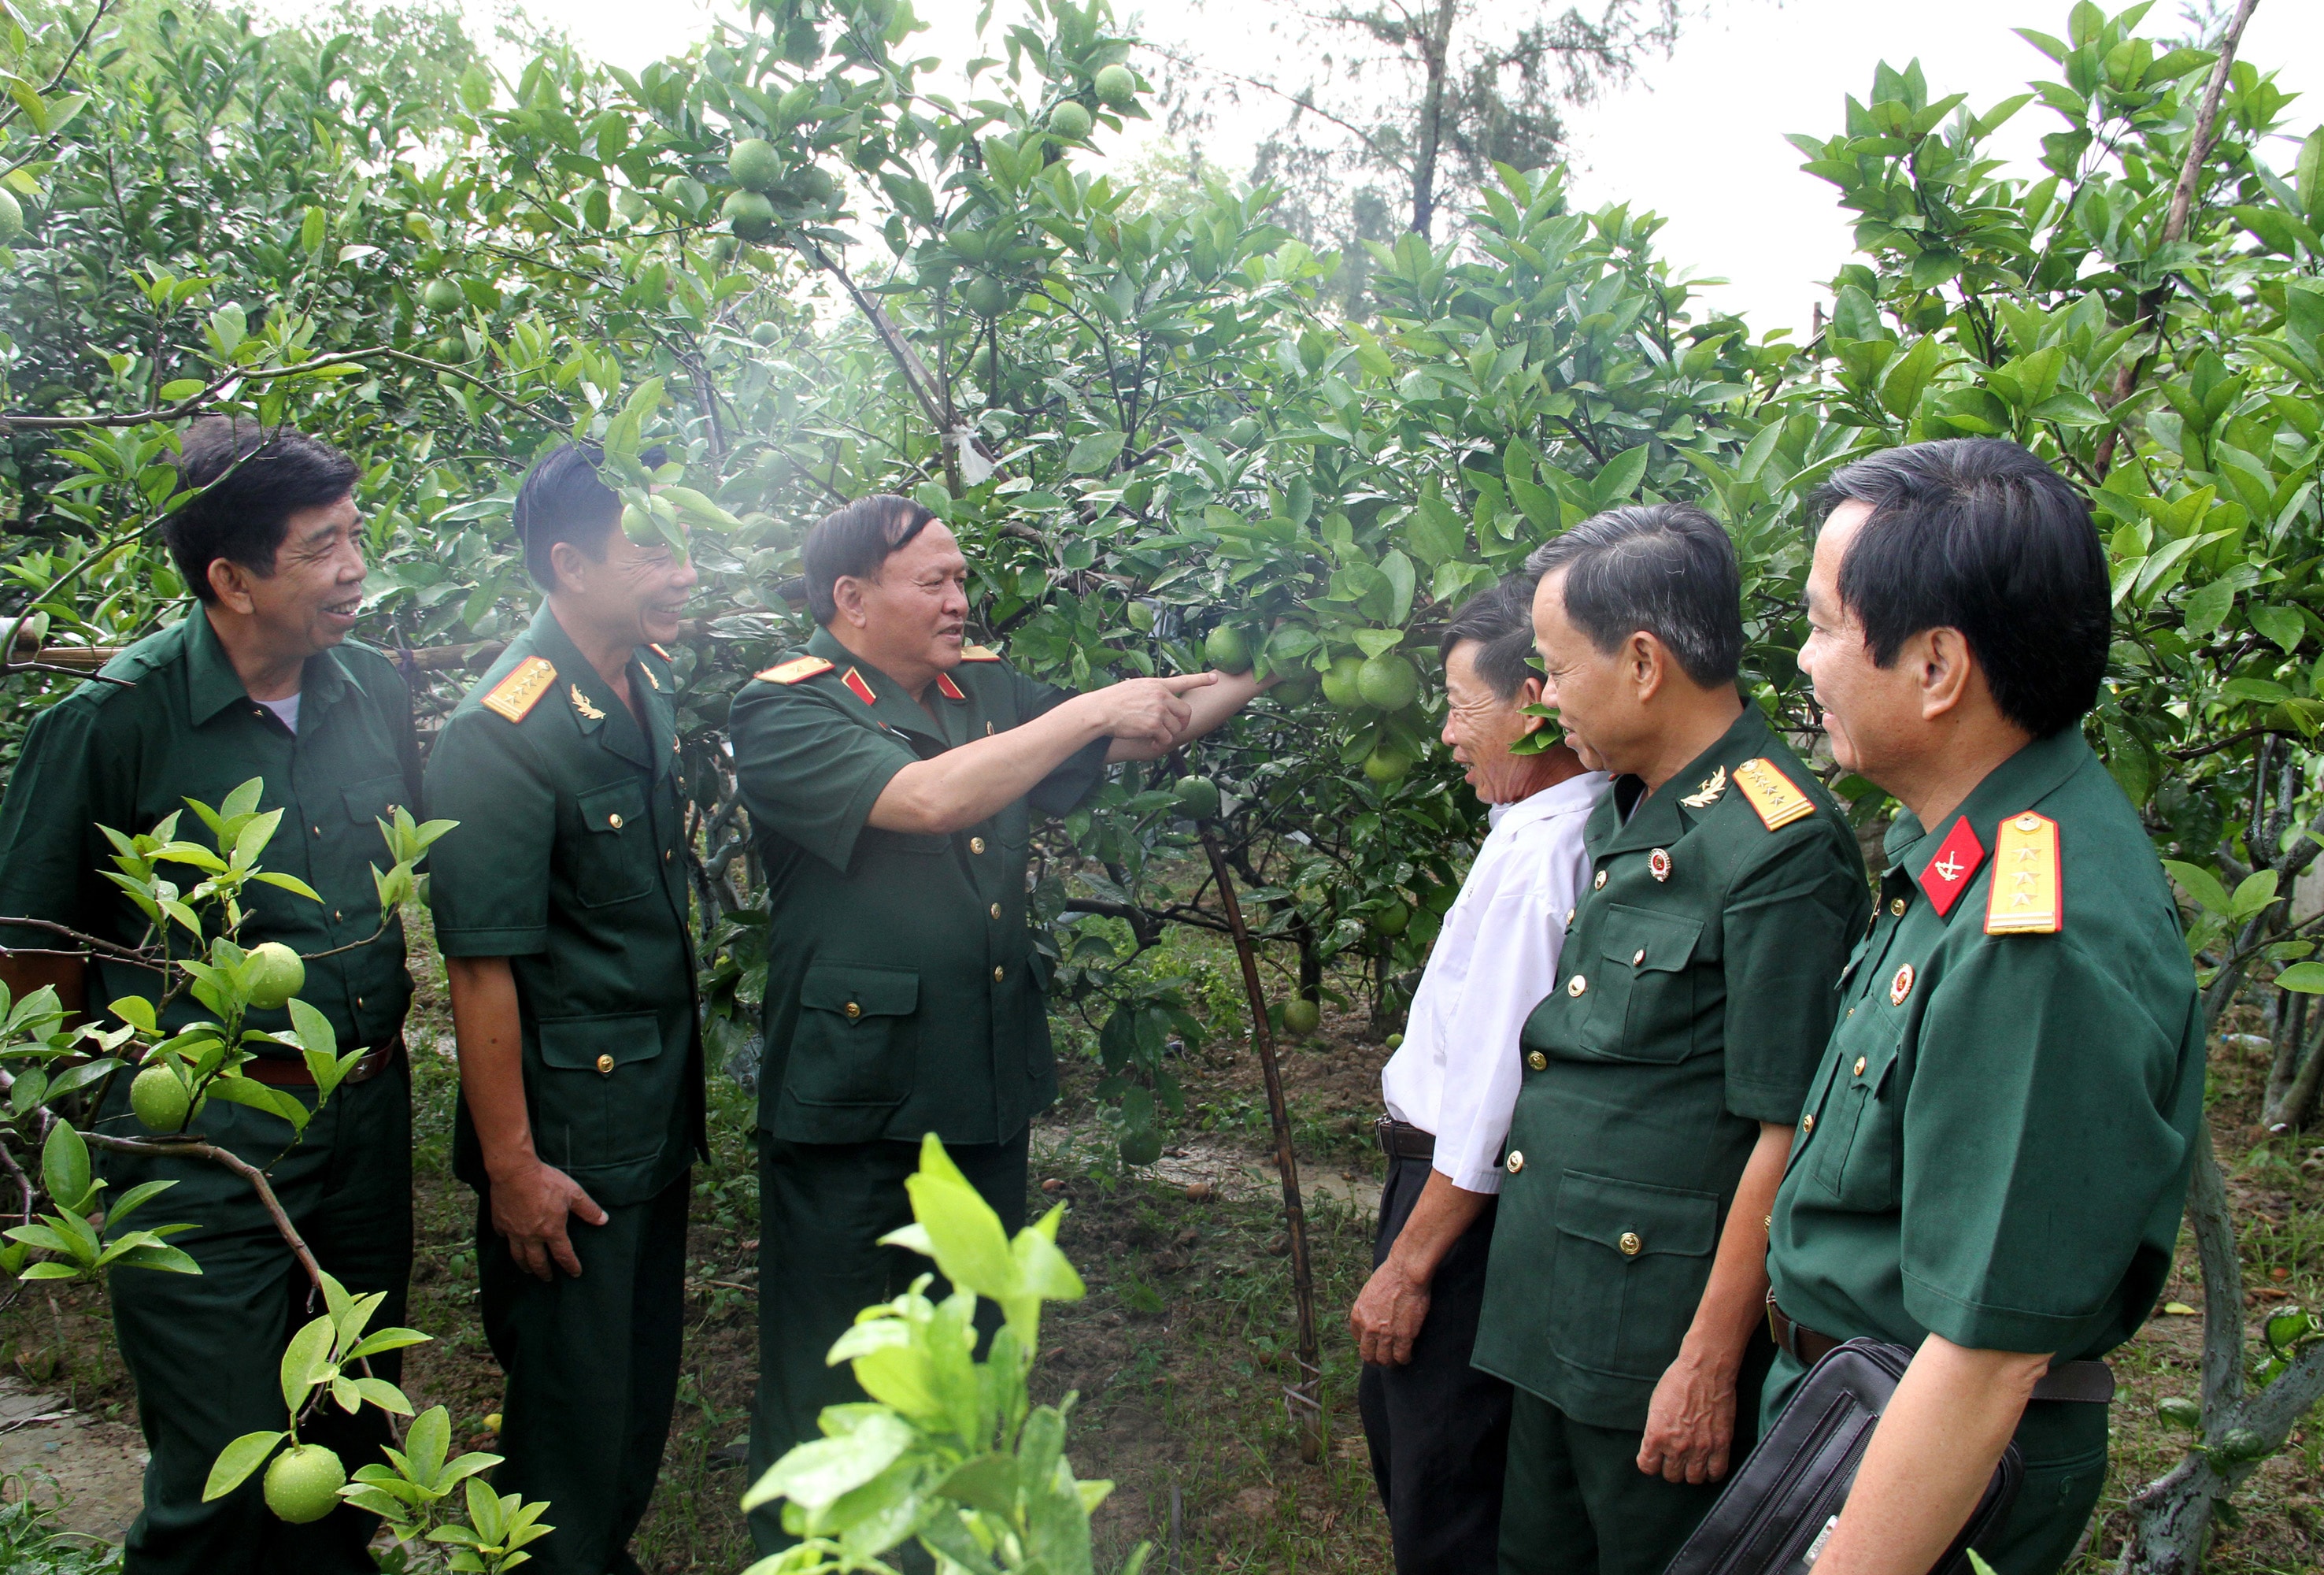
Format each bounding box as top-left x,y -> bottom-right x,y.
1889,962 -> 1915,1006
1649,848 -> 1671,882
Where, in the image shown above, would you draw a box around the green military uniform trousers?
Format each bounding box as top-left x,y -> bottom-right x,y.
746,1132 -> 1029,1555
1766,728 -> 2206,1575
98,1065 -> 412,1575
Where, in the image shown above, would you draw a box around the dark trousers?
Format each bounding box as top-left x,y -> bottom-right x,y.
1497,1391 -> 1727,1575
1357,1150 -> 1512,1575
102,1064 -> 413,1575
747,1129 -> 1029,1555
477,1171 -> 690,1575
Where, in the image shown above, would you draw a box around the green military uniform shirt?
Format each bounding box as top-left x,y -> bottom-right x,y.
727,625 -> 1107,1146
424,605 -> 706,1207
1473,706 -> 1871,1429
0,610 -> 417,1047
1767,724 -> 2205,1369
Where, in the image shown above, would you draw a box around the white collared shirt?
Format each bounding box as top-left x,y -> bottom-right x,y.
1380,770 -> 1608,1194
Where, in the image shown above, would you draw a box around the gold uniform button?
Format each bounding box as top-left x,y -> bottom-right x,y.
971,836 -> 986,854
1527,1051 -> 1548,1071
1853,1055 -> 1868,1077
1505,1151 -> 1525,1175
1567,973 -> 1587,998
1593,869 -> 1608,890
986,721 -> 996,736
990,903 -> 1002,920
1618,1231 -> 1642,1257
845,1002 -> 861,1020
1889,897 -> 1908,917
993,965 -> 1005,981
595,1054 -> 614,1074
608,812 -> 624,829
1801,1113 -> 1815,1136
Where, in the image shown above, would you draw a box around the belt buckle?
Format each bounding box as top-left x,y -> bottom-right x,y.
1374,1114 -> 1397,1157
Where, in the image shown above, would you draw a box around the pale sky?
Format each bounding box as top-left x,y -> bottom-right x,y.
298,0 -> 2324,334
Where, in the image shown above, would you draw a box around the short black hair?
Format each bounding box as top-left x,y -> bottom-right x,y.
513,442 -> 665,591
161,418 -> 359,602
1438,575 -> 1541,702
1524,502 -> 1743,686
800,495 -> 936,624
1817,438 -> 2108,739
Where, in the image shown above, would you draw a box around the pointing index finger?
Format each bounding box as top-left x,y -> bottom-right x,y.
1162,671 -> 1222,691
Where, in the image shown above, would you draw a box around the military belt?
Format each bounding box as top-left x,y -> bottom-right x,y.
1766,1292 -> 2115,1403
1374,1116 -> 1436,1162
240,1033 -> 405,1089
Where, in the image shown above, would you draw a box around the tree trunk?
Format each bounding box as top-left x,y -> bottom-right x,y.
1408,0 -> 1457,238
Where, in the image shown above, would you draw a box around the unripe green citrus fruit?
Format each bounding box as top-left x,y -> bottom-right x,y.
722,190 -> 779,243
749,321 -> 781,346
1049,102 -> 1092,140
264,1443 -> 346,1525
783,166 -> 836,207
1319,654 -> 1368,712
621,502 -> 656,543
1280,999 -> 1321,1036
1204,624 -> 1252,673
960,273 -> 1012,317
1371,899 -> 1412,936
1364,743 -> 1415,785
131,1065 -> 191,1133
0,188 -> 23,245
1173,775 -> 1221,821
1356,653 -> 1419,712
1386,1032 -> 1404,1049
727,138 -> 783,194
1268,672 -> 1316,707
431,335 -> 467,362
1118,1128 -> 1163,1167
421,278 -> 464,313
1094,64 -> 1137,108
244,942 -> 305,1012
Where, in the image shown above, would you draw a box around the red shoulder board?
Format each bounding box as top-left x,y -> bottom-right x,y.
934,672 -> 968,702
755,656 -> 834,685
1916,817 -> 1986,919
957,643 -> 1004,662
842,667 -> 878,706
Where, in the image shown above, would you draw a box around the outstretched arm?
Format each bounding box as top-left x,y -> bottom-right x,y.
1105,669 -> 1266,762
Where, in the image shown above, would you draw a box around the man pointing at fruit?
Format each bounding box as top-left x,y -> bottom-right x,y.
727,494 -> 1263,1555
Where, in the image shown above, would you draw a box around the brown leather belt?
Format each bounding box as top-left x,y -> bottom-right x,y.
1375,1116 -> 1436,1162
241,1035 -> 405,1088
1767,1293 -> 2115,1403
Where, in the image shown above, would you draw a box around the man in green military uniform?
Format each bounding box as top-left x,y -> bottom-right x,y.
1473,503 -> 1871,1575
729,494 -> 1265,1552
0,420 -> 416,1574
1765,439 -> 2204,1575
425,444 -> 707,1575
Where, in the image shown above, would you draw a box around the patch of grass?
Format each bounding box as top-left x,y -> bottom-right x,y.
0,1477 -> 122,1574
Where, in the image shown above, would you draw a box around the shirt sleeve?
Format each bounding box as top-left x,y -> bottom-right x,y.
422,710 -> 557,958
1722,821 -> 1869,1125
731,682 -> 918,873
1898,935 -> 2196,1353
1017,673 -> 1108,817
0,695 -> 123,953
1429,808 -> 1593,1195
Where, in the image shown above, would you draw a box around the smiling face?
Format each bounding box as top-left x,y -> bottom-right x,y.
1440,639 -> 1548,802
838,521 -> 972,676
1800,498 -> 1922,783
550,515 -> 700,648
209,492 -> 367,654
1530,567 -> 1644,776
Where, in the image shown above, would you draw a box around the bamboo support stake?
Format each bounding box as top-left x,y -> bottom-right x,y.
1198,828 -> 1326,1463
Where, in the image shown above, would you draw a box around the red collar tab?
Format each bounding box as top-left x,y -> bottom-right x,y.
1916,817 -> 1987,919
842,667 -> 878,706
934,672 -> 967,702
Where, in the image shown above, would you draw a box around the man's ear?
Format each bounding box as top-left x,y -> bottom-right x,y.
206,558 -> 257,615
829,574 -> 868,629
1917,627 -> 1976,721
546,540 -> 590,598
1513,673 -> 1546,732
1627,631 -> 1667,703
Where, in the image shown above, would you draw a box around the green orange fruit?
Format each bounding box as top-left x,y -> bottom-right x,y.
1049,102 -> 1092,140
1203,624 -> 1253,673
263,1443 -> 346,1525
960,273 -> 1012,317
1364,743 -> 1415,785
131,1065 -> 191,1133
421,278 -> 464,313
722,190 -> 779,243
1356,653 -> 1419,712
1371,899 -> 1412,937
1280,999 -> 1321,1036
244,942 -> 305,1011
1319,654 -> 1368,712
1173,775 -> 1221,821
1094,64 -> 1136,108
727,137 -> 783,194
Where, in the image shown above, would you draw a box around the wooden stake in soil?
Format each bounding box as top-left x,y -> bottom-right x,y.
1198,828 -> 1327,1463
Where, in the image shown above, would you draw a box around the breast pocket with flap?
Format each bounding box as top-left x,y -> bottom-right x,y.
785,962 -> 920,1108
1580,904 -> 1705,1062
571,779 -> 654,908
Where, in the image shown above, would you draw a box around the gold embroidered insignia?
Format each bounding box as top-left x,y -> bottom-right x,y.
641,666 -> 661,691
1680,765 -> 1727,809
649,643 -> 672,661
958,643 -> 1005,662
569,684 -> 605,721
755,656 -> 834,685
1733,758 -> 1815,831
479,657 -> 557,723
1985,811 -> 2062,935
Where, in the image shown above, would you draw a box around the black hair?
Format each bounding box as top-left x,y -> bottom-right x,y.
513,442 -> 666,591
160,418 -> 360,602
800,495 -> 937,624
1523,502 -> 1743,686
1816,438 -> 2108,739
1438,574 -> 1542,702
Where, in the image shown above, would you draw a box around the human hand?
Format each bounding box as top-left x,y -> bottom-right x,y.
1085,671 -> 1217,754
1349,1259 -> 1433,1366
489,1157 -> 609,1280
1638,1349 -> 1737,1484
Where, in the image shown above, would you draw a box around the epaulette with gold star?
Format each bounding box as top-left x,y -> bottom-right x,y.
1732,757 -> 1815,831
479,657 -> 557,723
1986,811 -> 2062,934
957,643 -> 1004,662
756,655 -> 834,685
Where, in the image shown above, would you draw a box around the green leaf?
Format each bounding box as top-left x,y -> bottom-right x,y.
741,1410 -> 914,1512
2252,603 -> 2306,654
891,1136 -> 1016,1303
1590,446 -> 1649,509
279,1314 -> 336,1410
1066,431 -> 1127,474
1879,335 -> 1942,421
203,1431 -> 286,1501
40,1121 -> 91,1214
2275,962 -> 2324,994
2231,869 -> 2281,921
2162,859 -> 2232,917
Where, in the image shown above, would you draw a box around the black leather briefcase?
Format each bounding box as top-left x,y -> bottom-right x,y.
1661,1338 -> 2022,1575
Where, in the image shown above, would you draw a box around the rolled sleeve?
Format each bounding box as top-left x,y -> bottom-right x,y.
1721,826 -> 1866,1125
0,698 -> 118,952
1898,936 -> 2194,1353
731,683 -> 917,872
423,711 -> 556,957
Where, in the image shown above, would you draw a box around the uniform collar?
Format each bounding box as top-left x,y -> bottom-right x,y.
806,624 -> 950,744
524,603 -> 663,773
1601,702 -> 1773,856
1883,725 -> 2091,901
185,606 -> 350,727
